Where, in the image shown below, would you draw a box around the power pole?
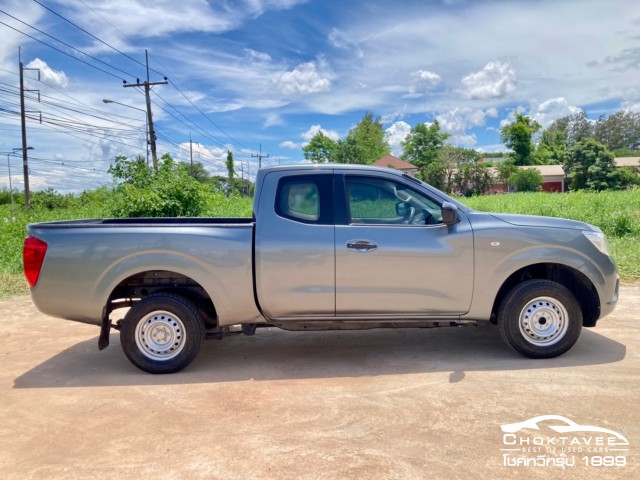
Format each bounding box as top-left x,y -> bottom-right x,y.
19,49 -> 40,209
251,143 -> 269,170
189,133 -> 193,176
123,50 -> 167,173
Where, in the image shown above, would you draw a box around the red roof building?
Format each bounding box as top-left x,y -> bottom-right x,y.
373,154 -> 418,176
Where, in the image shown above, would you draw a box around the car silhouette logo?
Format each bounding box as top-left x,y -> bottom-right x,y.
501,415 -> 629,446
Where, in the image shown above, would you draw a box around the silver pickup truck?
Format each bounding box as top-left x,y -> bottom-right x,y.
24,164 -> 619,373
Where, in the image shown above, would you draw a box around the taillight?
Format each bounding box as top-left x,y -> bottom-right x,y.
23,237 -> 48,288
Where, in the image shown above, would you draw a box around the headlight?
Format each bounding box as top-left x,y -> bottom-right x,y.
583,231 -> 610,256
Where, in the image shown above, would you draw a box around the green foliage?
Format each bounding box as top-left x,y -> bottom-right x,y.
535,129 -> 568,165
496,161 -> 518,190
500,114 -> 542,165
435,145 -> 479,193
226,151 -> 235,180
302,131 -> 338,163
594,111 -> 640,152
179,161 -> 210,183
509,168 -> 543,192
453,162 -> 495,196
334,112 -> 390,164
565,139 -> 619,191
30,188 -> 73,210
109,153 -> 208,217
401,120 -> 450,174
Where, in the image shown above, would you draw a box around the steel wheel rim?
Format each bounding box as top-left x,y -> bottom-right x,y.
519,296 -> 569,346
135,310 -> 186,360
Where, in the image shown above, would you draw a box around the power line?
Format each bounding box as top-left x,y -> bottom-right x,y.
0,20 -> 128,81
31,0 -> 166,78
169,79 -> 251,150
0,9 -> 137,80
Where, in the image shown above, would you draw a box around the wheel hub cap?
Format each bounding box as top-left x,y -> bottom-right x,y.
135,311 -> 186,360
519,296 -> 569,346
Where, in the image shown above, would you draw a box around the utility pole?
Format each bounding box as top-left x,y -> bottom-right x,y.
123,50 -> 167,173
19,49 -> 40,209
251,143 -> 269,170
189,133 -> 193,176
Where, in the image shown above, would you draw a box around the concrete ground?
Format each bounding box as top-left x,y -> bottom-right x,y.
0,287 -> 638,480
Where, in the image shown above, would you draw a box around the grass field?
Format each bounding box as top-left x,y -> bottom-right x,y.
1,188 -> 637,298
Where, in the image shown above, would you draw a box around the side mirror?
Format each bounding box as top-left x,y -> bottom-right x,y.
441,202 -> 459,226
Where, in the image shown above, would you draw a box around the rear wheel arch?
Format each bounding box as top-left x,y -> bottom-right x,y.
107,270 -> 218,327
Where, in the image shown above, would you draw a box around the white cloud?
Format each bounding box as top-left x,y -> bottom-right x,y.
499,106 -> 527,128
409,70 -> 441,94
263,113 -> 283,128
328,28 -> 364,59
280,124 -> 340,151
25,59 -> 69,89
624,102 -> 640,113
301,124 -> 340,143
437,107 -> 491,134
244,48 -> 272,62
276,62 -> 332,96
460,60 -> 517,99
448,133 -> 477,148
384,121 -> 412,156
279,140 -> 300,149
530,97 -> 581,127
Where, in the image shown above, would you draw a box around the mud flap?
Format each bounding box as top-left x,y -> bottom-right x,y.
98,318 -> 112,350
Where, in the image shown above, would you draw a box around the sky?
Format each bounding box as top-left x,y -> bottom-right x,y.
0,0 -> 639,192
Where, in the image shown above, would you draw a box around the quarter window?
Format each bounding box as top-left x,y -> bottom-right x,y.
275,174 -> 333,224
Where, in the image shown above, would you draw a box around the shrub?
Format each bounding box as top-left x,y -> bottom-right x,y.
510,169 -> 543,192
109,154 -> 208,217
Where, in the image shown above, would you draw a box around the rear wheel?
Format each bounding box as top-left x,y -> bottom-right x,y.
120,293 -> 205,373
498,280 -> 582,358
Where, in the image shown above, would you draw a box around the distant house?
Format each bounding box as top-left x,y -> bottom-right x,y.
373,154 -> 418,176
615,157 -> 640,168
523,165 -> 566,192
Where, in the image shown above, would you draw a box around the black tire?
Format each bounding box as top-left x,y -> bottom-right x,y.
498,280 -> 582,359
120,293 -> 205,374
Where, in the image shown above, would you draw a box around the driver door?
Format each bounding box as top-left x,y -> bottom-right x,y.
334,173 -> 474,316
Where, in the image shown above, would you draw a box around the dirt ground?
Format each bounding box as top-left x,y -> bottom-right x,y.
0,287 -> 638,480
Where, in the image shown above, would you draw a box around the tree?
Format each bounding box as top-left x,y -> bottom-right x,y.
452,162 -> 495,196
509,168 -> 543,192
535,129 -> 568,165
594,111 -> 640,152
179,161 -> 210,183
564,139 -> 619,191
226,150 -> 235,181
496,160 -> 519,191
302,131 -> 337,163
500,113 -> 541,165
435,145 -> 478,193
401,120 -> 450,176
335,112 -> 390,164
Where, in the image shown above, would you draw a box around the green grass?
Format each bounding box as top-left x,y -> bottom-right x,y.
1,188 -> 638,298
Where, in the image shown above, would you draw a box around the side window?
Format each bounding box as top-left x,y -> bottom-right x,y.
346,176 -> 443,225
275,174 -> 332,224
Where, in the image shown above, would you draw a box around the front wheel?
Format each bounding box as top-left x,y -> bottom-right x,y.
498,280 -> 583,359
120,294 -> 205,373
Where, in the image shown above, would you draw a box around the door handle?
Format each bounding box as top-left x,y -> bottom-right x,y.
346,240 -> 378,252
